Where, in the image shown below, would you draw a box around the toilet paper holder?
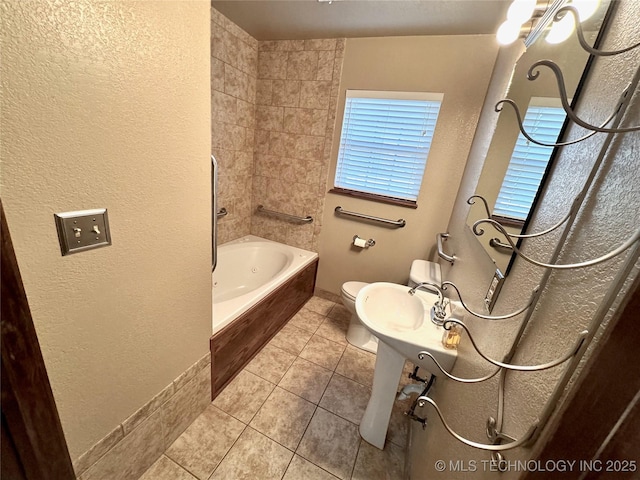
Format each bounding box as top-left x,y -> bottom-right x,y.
353,235 -> 376,248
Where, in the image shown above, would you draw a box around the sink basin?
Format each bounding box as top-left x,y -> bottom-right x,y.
355,282 -> 458,449
355,282 -> 457,375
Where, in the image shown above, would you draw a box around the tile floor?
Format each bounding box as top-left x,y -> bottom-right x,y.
138,295 -> 416,480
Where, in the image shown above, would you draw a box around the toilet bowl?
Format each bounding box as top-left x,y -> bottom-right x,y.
341,260 -> 442,354
342,281 -> 378,353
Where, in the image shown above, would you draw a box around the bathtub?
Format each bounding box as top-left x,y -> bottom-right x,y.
210,235 -> 319,398
212,235 -> 319,333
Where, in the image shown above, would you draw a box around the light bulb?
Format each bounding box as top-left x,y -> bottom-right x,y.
570,0 -> 600,21
507,0 -> 537,23
497,20 -> 521,45
546,14 -> 575,44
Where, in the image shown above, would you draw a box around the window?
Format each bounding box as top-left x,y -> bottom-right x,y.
333,90 -> 443,206
493,98 -> 566,222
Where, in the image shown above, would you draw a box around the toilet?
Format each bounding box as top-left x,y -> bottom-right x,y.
341,259 -> 442,354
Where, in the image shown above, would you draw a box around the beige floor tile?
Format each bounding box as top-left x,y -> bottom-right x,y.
245,343 -> 297,384
283,455 -> 340,480
319,374 -> 370,425
250,386 -> 316,450
278,357 -> 332,404
328,303 -> 351,322
165,405 -> 245,479
351,439 -> 405,480
139,455 -> 197,480
315,315 -> 349,346
209,427 -> 293,480
212,369 -> 275,423
288,306 -> 326,333
297,408 -> 360,480
269,323 -> 314,355
299,334 -> 346,371
335,345 -> 377,387
305,296 -> 336,315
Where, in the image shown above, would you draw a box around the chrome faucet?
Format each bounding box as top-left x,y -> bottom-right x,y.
408,282 -> 449,325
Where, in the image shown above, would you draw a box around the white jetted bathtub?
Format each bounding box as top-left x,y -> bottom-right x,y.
212,235 -> 319,333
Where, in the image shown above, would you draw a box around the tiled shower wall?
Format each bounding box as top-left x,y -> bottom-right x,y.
211,8 -> 344,250
211,9 -> 258,244
251,39 -> 345,251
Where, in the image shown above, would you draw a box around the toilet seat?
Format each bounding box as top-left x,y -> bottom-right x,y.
341,281 -> 369,302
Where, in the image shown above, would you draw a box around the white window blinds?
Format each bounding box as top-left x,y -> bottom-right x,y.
493,102 -> 566,221
334,91 -> 443,202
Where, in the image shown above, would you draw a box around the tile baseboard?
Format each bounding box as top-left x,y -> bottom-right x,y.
74,352 -> 211,479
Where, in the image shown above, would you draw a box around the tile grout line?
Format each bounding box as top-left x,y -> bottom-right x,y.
205,423 -> 249,480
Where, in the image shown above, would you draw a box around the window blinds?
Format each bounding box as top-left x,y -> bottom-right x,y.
493,105 -> 566,221
335,93 -> 442,201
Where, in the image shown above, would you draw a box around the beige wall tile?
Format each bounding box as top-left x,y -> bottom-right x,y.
81,411 -> 165,480
287,51 -> 319,80
277,40 -> 305,51
256,105 -> 284,132
256,79 -> 273,106
305,39 -> 337,51
211,90 -> 236,124
258,51 -> 288,80
160,367 -> 212,449
317,50 -> 336,81
211,57 -> 225,92
122,382 -> 175,436
73,424 -> 124,477
236,98 -> 255,128
294,134 -> 325,162
300,81 -> 332,110
272,80 -> 301,107
283,108 -> 314,135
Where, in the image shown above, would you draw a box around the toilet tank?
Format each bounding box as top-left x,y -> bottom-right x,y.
409,260 -> 442,287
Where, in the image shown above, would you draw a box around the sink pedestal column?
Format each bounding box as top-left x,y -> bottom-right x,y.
359,340 -> 405,449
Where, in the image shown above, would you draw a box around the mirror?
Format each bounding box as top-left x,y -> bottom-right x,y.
466,1 -> 611,274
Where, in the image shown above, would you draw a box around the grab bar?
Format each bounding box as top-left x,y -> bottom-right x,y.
217,207 -> 228,219
334,206 -> 406,228
437,232 -> 456,264
211,155 -> 219,272
257,205 -> 313,224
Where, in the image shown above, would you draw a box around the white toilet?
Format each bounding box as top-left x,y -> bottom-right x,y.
341,260 -> 442,354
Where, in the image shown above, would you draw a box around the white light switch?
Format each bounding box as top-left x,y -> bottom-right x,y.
54,209 -> 111,256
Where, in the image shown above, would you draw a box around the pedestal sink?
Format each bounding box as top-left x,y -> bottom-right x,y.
355,282 -> 458,449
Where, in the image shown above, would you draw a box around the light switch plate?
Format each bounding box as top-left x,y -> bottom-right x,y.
54,209 -> 111,256
484,269 -> 504,313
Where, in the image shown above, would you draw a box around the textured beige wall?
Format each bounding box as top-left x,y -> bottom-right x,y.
1,0 -> 211,461
412,2 -> 640,478
211,8 -> 258,244
315,35 -> 500,294
251,38 -> 345,251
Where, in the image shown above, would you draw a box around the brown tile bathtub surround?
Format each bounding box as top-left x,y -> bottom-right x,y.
252,38 -> 345,252
211,8 -> 258,245
73,352 -> 211,479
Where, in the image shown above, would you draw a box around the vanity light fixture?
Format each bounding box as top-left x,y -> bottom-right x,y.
496,0 -> 600,46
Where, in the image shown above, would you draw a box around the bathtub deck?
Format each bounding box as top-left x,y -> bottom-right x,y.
210,259 -> 318,399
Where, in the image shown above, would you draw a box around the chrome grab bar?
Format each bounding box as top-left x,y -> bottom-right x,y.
211,155 -> 218,272
334,206 -> 406,228
257,205 -> 313,224
217,208 -> 228,219
437,232 -> 456,264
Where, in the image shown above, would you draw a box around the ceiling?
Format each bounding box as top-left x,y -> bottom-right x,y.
211,1 -> 511,41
